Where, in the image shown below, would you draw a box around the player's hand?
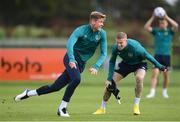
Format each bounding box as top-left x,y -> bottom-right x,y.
106,80 -> 117,92
105,80 -> 112,88
89,68 -> 98,75
106,80 -> 121,103
164,13 -> 168,19
151,13 -> 156,18
159,66 -> 168,72
69,62 -> 77,69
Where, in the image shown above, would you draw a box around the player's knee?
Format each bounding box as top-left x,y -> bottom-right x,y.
153,69 -> 159,76
136,76 -> 144,82
72,76 -> 81,86
152,73 -> 158,78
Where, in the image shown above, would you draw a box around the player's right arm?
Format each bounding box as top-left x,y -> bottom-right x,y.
144,15 -> 155,32
66,27 -> 83,66
107,45 -> 118,81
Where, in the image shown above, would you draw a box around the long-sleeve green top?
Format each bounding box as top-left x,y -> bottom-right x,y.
107,38 -> 163,81
66,24 -> 107,70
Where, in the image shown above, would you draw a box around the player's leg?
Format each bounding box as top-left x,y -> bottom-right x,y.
57,54 -> 83,117
14,54 -> 71,102
135,69 -> 146,98
146,68 -> 160,98
104,72 -> 123,102
93,72 -> 123,114
93,87 -> 110,115
14,70 -> 70,101
162,55 -> 170,98
133,68 -> 146,115
147,55 -> 161,98
94,61 -> 132,114
162,71 -> 169,98
58,65 -> 81,109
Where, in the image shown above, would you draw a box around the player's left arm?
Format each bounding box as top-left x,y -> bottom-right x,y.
90,31 -> 107,73
165,14 -> 179,32
142,47 -> 166,71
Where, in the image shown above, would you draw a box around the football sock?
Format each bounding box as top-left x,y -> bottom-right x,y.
162,88 -> 167,94
27,90 -> 38,97
134,97 -> 140,105
59,100 -> 68,110
101,100 -> 107,109
150,88 -> 155,95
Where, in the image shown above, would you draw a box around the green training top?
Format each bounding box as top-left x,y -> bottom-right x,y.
66,24 -> 107,70
107,38 -> 163,81
151,27 -> 174,55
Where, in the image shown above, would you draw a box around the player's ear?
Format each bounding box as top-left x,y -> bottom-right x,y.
90,19 -> 94,24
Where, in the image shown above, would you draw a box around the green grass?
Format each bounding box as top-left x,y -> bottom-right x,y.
0,70 -> 180,121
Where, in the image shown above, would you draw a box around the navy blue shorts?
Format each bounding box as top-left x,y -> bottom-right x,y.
115,61 -> 147,78
154,54 -> 170,67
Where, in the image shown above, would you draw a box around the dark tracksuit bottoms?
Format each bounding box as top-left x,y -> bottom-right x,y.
36,53 -> 84,102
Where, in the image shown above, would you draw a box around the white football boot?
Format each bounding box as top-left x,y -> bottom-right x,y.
57,108 -> 70,117
14,89 -> 29,102
162,92 -> 169,98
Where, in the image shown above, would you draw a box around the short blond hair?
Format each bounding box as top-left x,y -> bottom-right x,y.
117,32 -> 127,39
90,11 -> 106,20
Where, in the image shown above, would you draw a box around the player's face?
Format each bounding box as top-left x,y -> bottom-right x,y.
91,18 -> 105,31
116,37 -> 127,50
159,20 -> 168,29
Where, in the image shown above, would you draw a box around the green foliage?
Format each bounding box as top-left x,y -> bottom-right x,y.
0,27 -> 6,38
96,0 -> 174,21
0,0 -> 179,26
0,0 -> 93,26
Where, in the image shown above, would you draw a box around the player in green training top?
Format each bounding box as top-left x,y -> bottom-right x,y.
144,12 -> 178,98
14,11 -> 107,117
93,32 -> 167,115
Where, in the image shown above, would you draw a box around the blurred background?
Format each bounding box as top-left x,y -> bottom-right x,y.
0,0 -> 179,80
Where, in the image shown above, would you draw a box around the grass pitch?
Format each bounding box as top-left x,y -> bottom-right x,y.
0,70 -> 180,121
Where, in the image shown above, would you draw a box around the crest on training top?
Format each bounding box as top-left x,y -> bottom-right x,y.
95,34 -> 101,42
84,35 -> 87,38
128,53 -> 133,57
164,32 -> 168,36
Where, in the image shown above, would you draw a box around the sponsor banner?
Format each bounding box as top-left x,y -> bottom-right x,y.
0,48 -> 66,81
